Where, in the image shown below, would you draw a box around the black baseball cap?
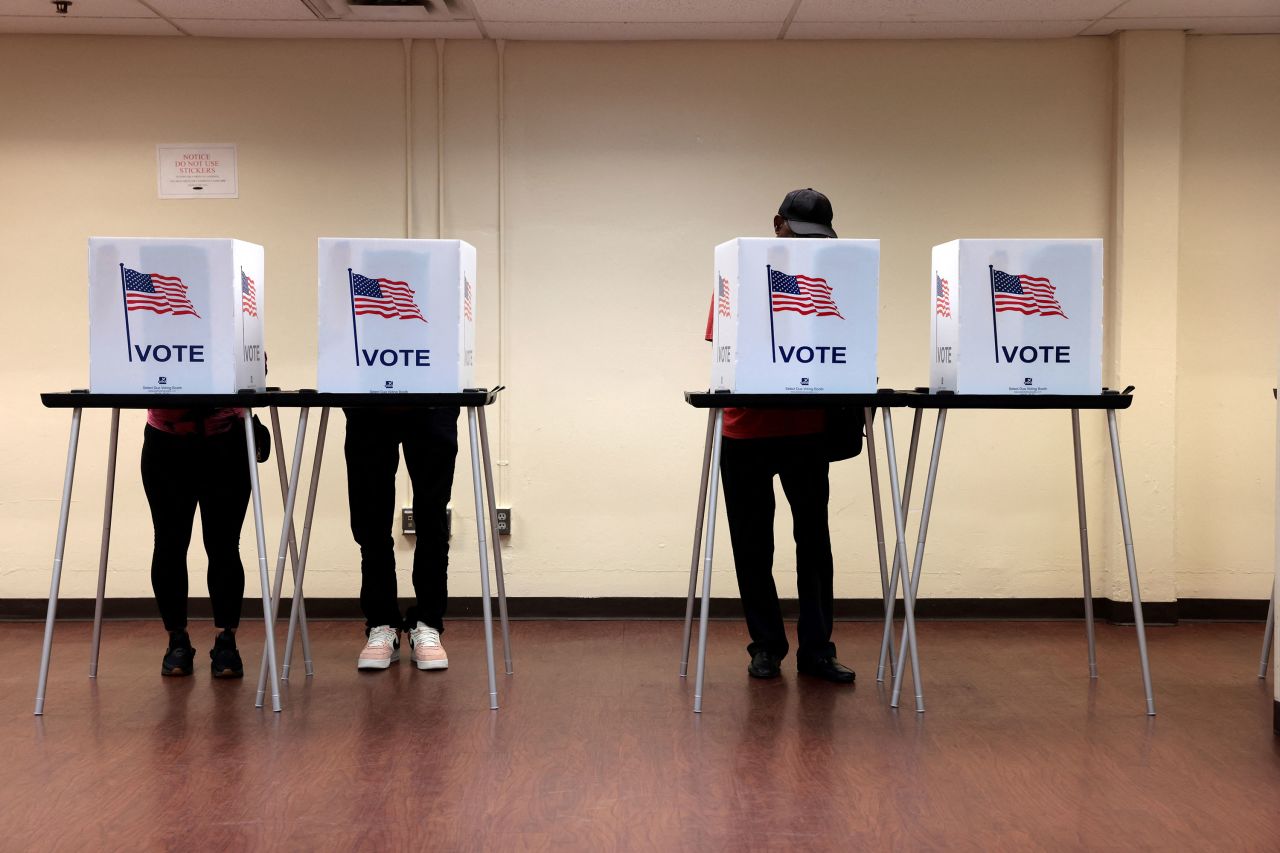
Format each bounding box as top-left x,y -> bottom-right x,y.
778,188 -> 837,238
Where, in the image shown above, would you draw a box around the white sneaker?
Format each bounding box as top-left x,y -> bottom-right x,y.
409,622 -> 448,671
357,625 -> 400,670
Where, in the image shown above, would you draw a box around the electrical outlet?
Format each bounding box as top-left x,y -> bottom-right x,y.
495,507 -> 511,536
402,507 -> 452,538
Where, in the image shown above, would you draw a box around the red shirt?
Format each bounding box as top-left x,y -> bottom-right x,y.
147,408 -> 243,436
706,300 -> 824,439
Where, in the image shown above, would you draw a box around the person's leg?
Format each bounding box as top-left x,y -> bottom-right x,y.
720,436 -> 788,661
196,427 -> 251,632
141,426 -> 198,633
778,437 -> 837,666
344,409 -> 404,630
401,407 -> 459,633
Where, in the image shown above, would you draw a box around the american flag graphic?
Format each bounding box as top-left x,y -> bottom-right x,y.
122,267 -> 200,317
717,274 -> 731,318
463,275 -> 473,322
241,269 -> 257,318
935,273 -> 951,318
351,272 -> 426,322
769,268 -> 843,319
991,269 -> 1067,318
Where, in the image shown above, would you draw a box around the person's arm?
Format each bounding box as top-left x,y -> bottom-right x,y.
705,297 -> 714,343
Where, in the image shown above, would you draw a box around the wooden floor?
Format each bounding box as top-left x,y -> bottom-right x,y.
3,618 -> 1277,850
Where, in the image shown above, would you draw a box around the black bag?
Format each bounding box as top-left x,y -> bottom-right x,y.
252,414 -> 271,463
822,407 -> 868,463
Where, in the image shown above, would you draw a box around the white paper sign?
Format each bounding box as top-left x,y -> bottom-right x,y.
930,239 -> 1103,395
317,238 -> 476,393
711,238 -> 878,393
157,144 -> 238,199
88,237 -> 265,394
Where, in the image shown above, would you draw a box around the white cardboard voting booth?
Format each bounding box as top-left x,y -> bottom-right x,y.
317,238 -> 476,393
711,238 -> 878,393
88,237 -> 265,394
930,239 -> 1103,395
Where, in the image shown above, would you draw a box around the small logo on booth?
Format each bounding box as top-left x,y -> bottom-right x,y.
385,380 -> 394,389
801,377 -> 810,386
1024,377 -> 1033,386
158,376 -> 167,385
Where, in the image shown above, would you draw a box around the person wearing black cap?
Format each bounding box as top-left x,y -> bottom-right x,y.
704,187 -> 855,684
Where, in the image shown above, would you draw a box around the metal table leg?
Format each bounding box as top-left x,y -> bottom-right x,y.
878,408 -> 922,683
89,408 -> 120,679
255,409 -> 309,709
467,407 -> 500,710
282,408 -> 329,686
34,408 -> 83,716
1260,583 -> 1275,680
270,407 -> 313,680
886,408 -> 932,713
243,409 -> 283,713
1071,410 -> 1099,678
1106,409 -> 1156,716
863,407 -> 894,679
693,410 -> 725,714
681,410 -> 716,678
477,406 -> 512,676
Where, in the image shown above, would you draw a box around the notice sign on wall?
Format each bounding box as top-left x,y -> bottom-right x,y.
156,144 -> 238,199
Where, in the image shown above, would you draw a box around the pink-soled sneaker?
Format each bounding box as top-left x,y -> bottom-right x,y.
409,622 -> 448,671
357,625 -> 400,670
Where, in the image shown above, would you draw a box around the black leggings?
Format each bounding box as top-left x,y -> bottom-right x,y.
141,424 -> 251,632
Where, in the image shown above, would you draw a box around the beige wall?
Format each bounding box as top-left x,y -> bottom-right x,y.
0,32 -> 1275,606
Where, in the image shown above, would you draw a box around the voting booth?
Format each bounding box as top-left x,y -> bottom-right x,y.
88,237 -> 265,394
930,239 -> 1102,395
317,238 -> 476,393
710,238 -> 878,393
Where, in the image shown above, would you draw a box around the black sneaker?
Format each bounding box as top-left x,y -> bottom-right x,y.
161,630 -> 195,677
797,656 -> 856,684
747,650 -> 782,679
210,630 -> 244,679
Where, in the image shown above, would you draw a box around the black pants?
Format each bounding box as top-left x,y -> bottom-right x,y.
141,424 -> 251,632
344,407 -> 459,632
720,434 -> 836,664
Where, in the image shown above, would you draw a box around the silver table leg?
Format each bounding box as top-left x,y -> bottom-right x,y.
34,408 -> 83,716
1106,409 -> 1156,716
1260,582 -> 1275,680
477,406 -> 513,677
1071,410 -> 1099,678
693,410 -> 725,714
887,408 -> 933,713
467,407 -> 500,710
270,406 -> 313,680
681,409 -> 716,678
878,407 -> 922,683
89,408 -> 120,679
243,409 -> 283,713
256,409 -> 309,709
863,407 -> 894,678
282,408 -> 329,686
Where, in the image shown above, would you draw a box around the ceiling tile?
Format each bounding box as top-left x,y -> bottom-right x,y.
472,0 -> 793,24
146,0 -> 317,20
788,19 -> 1095,38
174,18 -> 483,37
1110,0 -> 1280,17
795,0 -> 1119,23
0,15 -> 181,34
0,0 -> 155,16
1084,15 -> 1280,33
484,20 -> 783,38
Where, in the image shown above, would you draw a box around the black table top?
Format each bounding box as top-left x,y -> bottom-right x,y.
685,387 -> 1134,411
41,388 -> 503,409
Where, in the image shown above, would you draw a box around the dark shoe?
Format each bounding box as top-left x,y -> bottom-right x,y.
747,651 -> 782,679
798,656 -> 856,684
210,630 -> 244,679
161,630 -> 195,677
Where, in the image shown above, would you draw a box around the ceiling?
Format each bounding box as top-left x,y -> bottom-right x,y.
2,0 -> 1277,40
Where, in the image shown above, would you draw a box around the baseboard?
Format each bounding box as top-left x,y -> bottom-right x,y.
0,596 -> 1267,625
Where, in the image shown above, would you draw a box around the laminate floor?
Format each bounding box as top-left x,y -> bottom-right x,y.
2,619 -> 1277,850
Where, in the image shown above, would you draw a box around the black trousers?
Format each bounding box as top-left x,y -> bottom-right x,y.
344,407 -> 459,632
141,424 -> 251,632
719,434 -> 836,664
